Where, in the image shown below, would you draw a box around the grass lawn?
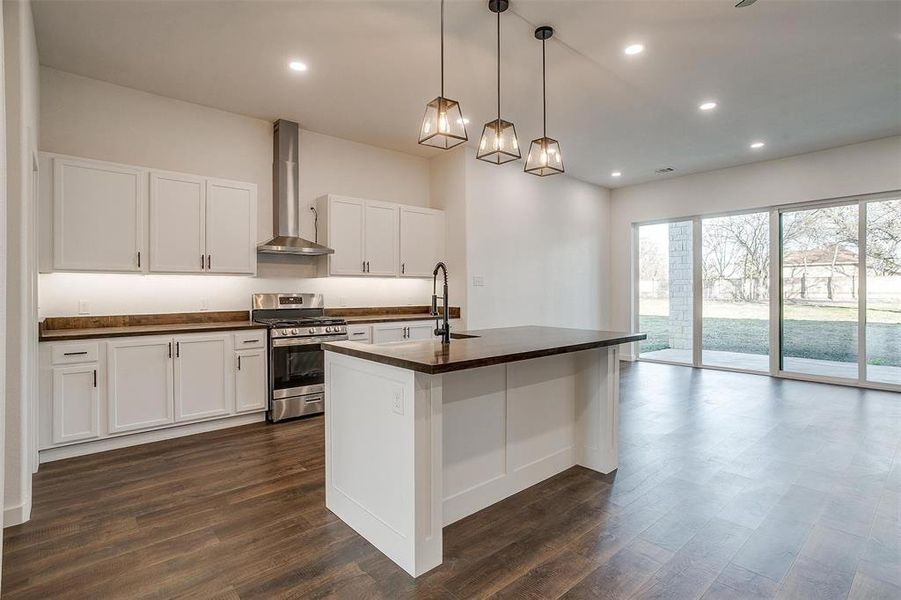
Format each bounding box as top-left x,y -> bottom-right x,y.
638,315 -> 900,367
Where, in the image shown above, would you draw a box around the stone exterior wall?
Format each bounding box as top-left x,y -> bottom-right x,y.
668,222 -> 693,350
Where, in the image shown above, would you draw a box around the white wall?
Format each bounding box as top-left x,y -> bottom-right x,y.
430,148 -> 610,331
38,68 -> 434,316
4,0 -> 39,527
0,0 -> 7,571
609,136 -> 901,357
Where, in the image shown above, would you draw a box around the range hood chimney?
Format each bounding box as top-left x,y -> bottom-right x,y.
257,119 -> 334,256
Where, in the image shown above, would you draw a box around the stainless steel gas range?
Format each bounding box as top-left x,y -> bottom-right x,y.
251,293 -> 347,422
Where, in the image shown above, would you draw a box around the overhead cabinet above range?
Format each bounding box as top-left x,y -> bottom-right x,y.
42,154 -> 257,275
316,194 -> 445,278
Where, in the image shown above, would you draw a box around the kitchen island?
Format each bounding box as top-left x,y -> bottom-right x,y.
322,326 -> 645,577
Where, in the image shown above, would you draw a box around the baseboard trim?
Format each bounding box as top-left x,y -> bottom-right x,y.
39,412 -> 267,463
4,497 -> 32,528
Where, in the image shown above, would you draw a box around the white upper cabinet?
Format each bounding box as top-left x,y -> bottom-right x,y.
399,206 -> 445,277
149,172 -> 206,273
44,153 -> 257,275
325,196 -> 366,275
205,178 -> 257,274
364,201 -> 399,276
53,157 -> 145,272
173,334 -> 231,422
318,195 -> 440,278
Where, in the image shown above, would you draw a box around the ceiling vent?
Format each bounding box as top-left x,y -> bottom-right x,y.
655,167 -> 675,174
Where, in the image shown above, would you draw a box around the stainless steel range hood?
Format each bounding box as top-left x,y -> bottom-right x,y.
257,119 -> 334,256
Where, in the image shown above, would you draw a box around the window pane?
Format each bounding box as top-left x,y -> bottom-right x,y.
638,221 -> 693,364
866,198 -> 901,385
781,204 -> 859,379
701,212 -> 770,372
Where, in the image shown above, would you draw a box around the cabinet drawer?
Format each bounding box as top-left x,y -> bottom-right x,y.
51,342 -> 100,365
234,330 -> 266,349
346,325 -> 371,343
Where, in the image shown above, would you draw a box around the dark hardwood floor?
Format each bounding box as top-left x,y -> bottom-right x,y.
3,362 -> 899,599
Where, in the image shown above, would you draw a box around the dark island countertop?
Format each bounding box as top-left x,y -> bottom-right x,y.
322,326 -> 646,374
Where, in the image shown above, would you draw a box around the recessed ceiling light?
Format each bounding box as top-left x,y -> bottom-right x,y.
611,171 -> 622,177
288,61 -> 308,72
750,141 -> 765,149
624,44 -> 644,55
699,101 -> 717,111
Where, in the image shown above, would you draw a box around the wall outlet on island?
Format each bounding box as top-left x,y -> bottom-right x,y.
78,300 -> 90,315
391,389 -> 404,415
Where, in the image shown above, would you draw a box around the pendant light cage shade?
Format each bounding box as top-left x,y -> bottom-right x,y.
419,96 -> 468,149
524,136 -> 564,176
477,118 -> 520,164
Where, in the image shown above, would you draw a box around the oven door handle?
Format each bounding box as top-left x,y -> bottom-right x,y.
271,335 -> 348,347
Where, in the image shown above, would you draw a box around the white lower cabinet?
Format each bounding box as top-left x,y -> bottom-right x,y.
372,320 -> 439,344
235,348 -> 267,413
41,328 -> 269,456
52,363 -> 100,444
107,336 -> 175,433
174,334 -> 230,421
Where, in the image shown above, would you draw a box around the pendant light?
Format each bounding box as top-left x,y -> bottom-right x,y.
524,26 -> 564,176
476,0 -> 520,165
419,0 -> 468,149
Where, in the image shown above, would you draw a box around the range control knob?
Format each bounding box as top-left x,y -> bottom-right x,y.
291,328 -> 299,335
325,326 -> 332,333
309,327 -> 315,334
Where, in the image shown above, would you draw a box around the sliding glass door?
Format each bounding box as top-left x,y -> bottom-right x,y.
633,194 -> 899,390
637,221 -> 693,364
701,212 -> 769,372
780,204 -> 860,379
865,198 -> 901,385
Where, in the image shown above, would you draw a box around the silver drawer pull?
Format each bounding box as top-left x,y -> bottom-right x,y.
64,351 -> 88,356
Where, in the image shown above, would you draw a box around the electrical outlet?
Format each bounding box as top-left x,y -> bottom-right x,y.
338,296 -> 347,307
200,298 -> 209,311
392,389 -> 404,415
78,301 -> 90,315
472,276 -> 485,287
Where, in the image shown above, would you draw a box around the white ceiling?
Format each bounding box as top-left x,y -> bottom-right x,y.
32,0 -> 901,187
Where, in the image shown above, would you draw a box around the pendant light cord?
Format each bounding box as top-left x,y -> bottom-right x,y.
496,9 -> 501,120
542,37 -> 547,137
440,0 -> 445,98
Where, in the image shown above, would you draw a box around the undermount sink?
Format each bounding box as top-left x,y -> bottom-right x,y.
450,332 -> 480,340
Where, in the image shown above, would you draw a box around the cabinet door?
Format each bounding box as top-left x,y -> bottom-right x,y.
107,337 -> 174,433
174,334 -> 231,422
371,323 -> 407,344
235,349 -> 267,413
400,207 -> 445,277
53,157 -> 145,271
149,172 -> 205,273
52,364 -> 100,444
328,196 -> 365,275
205,179 -> 257,274
407,321 -> 437,341
364,201 -> 399,276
